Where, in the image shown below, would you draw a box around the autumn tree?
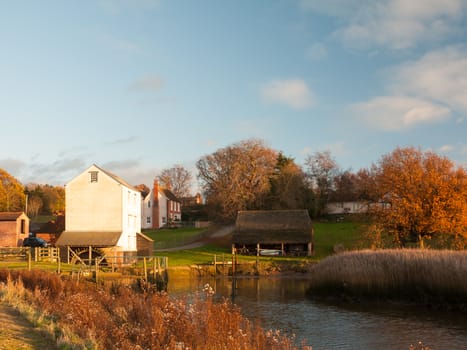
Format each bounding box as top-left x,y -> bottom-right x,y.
304,150 -> 340,217
331,170 -> 360,203
134,184 -> 150,199
369,147 -> 467,248
157,165 -> 193,198
265,153 -> 312,210
196,139 -> 277,222
25,184 -> 65,215
0,169 -> 25,212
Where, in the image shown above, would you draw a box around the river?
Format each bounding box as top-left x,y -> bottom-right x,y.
167,276 -> 467,350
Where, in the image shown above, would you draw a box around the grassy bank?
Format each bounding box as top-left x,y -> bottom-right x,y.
150,221 -> 366,267
0,269 -> 312,350
308,249 -> 467,309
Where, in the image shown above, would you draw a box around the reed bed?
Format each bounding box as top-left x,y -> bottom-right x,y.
0,269 -> 311,350
308,249 -> 467,307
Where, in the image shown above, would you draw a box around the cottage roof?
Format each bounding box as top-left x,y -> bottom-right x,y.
56,231 -> 122,247
232,210 -> 313,244
0,212 -> 26,221
162,188 -> 179,202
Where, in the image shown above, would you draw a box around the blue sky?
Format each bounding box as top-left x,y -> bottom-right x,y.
1,0 -> 466,190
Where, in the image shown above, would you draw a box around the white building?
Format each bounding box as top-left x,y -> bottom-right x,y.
57,164 -> 151,261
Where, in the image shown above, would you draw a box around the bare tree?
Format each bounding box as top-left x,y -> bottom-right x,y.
157,165 -> 193,198
304,150 -> 340,216
27,195 -> 43,218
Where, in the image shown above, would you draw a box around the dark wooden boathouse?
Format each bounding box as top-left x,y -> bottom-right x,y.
231,210 -> 314,256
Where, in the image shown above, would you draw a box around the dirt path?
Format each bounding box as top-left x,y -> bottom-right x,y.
0,304 -> 57,350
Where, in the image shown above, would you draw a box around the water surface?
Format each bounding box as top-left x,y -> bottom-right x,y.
168,276 -> 467,350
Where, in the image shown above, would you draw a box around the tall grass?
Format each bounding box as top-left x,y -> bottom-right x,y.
0,269 -> 311,350
308,249 -> 467,308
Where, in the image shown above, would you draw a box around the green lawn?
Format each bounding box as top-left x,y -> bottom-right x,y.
159,244 -> 231,266
153,221 -> 368,266
143,227 -> 206,249
313,221 -> 367,259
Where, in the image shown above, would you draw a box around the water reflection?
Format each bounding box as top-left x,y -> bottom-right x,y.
167,276 -> 467,350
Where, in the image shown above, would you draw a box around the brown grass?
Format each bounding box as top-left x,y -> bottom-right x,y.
0,269 -> 311,350
308,249 -> 467,308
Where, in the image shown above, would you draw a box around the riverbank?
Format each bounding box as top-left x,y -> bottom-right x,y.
166,258 -> 317,279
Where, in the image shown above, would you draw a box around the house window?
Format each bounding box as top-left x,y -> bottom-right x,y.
146,217 -> 151,224
89,171 -> 98,183
20,219 -> 26,234
148,201 -> 151,208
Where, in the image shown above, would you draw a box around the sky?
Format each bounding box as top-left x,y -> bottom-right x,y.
1,0 -> 467,190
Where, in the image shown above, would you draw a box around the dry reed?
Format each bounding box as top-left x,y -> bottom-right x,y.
308,249 -> 467,307
0,269 -> 311,350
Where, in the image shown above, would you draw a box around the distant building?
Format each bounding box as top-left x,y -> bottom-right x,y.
141,180 -> 181,229
0,212 -> 29,247
325,201 -> 369,215
180,193 -> 202,207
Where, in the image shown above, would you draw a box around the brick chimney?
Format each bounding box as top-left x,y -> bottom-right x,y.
152,179 -> 160,229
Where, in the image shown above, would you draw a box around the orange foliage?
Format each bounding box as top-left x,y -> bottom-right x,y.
372,147 -> 467,248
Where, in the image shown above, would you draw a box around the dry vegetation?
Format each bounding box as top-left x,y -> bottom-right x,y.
0,269 -> 311,350
308,249 -> 467,308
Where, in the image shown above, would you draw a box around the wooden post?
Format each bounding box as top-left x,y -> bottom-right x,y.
88,246 -> 92,266
95,258 -> 99,285
28,249 -> 32,271
231,253 -> 235,275
57,255 -> 61,274
143,257 -> 147,281
222,254 -> 225,276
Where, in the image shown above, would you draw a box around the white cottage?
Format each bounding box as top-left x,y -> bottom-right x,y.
57,164 -> 151,262
141,180 -> 181,229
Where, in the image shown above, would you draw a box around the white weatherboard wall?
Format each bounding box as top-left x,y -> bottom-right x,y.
65,164 -> 141,252
158,191 -> 168,228
118,187 -> 141,251
141,193 -> 152,230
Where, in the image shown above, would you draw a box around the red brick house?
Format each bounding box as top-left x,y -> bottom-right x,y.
0,212 -> 30,247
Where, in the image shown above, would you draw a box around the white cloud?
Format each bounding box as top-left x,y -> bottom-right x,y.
301,0 -> 466,50
353,96 -> 450,131
389,46 -> 467,113
129,75 -> 164,93
439,144 -> 454,153
260,79 -> 314,110
305,43 -> 328,61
